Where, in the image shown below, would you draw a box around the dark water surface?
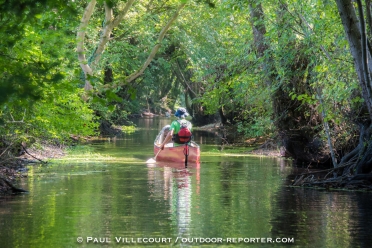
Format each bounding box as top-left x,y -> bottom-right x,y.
1,118 -> 372,248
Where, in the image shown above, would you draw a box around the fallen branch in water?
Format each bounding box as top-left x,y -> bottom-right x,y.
0,174 -> 28,193
290,164 -> 372,190
21,144 -> 47,164
0,141 -> 14,159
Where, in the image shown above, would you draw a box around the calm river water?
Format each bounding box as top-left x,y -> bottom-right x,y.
1,117 -> 372,248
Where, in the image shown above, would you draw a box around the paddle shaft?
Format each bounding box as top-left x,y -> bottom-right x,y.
184,144 -> 189,168
154,148 -> 162,160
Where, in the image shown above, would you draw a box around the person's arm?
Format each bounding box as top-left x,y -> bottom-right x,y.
160,129 -> 174,149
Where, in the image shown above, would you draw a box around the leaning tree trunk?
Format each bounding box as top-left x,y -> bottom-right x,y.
335,0 -> 372,117
77,0 -> 135,91
77,0 -> 96,91
123,4 -> 186,85
335,0 -> 372,174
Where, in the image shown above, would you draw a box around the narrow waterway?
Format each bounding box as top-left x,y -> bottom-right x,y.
1,117 -> 372,247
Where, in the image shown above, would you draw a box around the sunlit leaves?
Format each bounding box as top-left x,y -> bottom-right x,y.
0,0 -> 364,149
29,89 -> 99,140
0,1 -> 99,145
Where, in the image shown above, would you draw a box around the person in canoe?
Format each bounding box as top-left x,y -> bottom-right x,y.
160,107 -> 193,149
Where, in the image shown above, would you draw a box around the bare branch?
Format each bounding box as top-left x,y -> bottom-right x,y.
77,0 -> 97,91
123,3 -> 186,84
90,0 -> 136,70
175,60 -> 197,97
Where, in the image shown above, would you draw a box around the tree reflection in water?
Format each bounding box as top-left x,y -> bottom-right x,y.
147,162 -> 200,238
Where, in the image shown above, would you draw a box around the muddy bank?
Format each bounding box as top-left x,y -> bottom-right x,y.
0,143 -> 67,195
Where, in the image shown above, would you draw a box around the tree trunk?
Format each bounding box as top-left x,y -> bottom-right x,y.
335,0 -> 372,118
77,0 -> 135,91
90,0 -> 135,70
292,0 -> 372,186
334,0 -> 372,174
77,0 -> 97,91
123,3 -> 186,84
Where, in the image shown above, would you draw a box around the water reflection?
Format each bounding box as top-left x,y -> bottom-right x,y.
147,162 -> 200,239
271,183 -> 372,247
1,117 -> 372,248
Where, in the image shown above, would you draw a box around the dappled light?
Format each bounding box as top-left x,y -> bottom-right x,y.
2,0 -> 372,247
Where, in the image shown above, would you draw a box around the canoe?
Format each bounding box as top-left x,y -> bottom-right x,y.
154,142 -> 200,163
154,132 -> 200,163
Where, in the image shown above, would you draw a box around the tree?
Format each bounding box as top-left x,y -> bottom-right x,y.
0,1 -> 98,151
77,0 -> 186,91
77,0 -> 136,91
332,0 -> 372,174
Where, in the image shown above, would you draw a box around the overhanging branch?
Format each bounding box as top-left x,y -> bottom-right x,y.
121,3 -> 186,85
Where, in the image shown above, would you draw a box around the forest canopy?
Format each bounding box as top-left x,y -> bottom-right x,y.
2,0 -> 372,186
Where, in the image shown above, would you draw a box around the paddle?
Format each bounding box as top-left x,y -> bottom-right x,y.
184,143 -> 189,168
146,149 -> 162,163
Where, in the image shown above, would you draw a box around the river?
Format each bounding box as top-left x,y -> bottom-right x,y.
0,117 -> 372,247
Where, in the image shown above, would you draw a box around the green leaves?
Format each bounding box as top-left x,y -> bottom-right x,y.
106,90 -> 123,102
0,0 -> 364,154
290,93 -> 317,105
0,1 -> 99,145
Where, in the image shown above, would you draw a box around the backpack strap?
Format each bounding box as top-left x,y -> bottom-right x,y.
177,119 -> 190,128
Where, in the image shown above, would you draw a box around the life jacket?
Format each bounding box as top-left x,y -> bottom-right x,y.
173,120 -> 192,144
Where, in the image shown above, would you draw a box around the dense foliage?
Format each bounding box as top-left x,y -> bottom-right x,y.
2,0 -> 372,179
0,1 -> 98,149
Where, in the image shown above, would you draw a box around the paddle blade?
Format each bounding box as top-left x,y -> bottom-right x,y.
147,148 -> 162,163
146,158 -> 156,163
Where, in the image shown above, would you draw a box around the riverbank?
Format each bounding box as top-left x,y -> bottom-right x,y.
196,123 -> 283,157
0,143 -> 67,195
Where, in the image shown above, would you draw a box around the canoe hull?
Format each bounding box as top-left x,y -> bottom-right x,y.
154,142 -> 200,163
